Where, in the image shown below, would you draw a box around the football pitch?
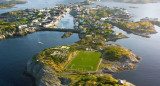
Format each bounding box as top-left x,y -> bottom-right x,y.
66,51 -> 102,71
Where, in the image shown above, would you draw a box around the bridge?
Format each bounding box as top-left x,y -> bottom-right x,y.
39,27 -> 82,33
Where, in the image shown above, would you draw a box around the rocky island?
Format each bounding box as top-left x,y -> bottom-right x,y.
140,17 -> 160,27
100,44 -> 140,73
0,0 -> 27,9
117,21 -> 157,38
27,40 -> 139,86
105,19 -> 157,38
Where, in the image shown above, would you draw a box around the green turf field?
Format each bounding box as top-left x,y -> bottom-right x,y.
66,51 -> 102,71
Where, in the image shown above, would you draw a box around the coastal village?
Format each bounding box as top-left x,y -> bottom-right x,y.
0,3 -> 131,40
1,0 -> 159,40
1,0 -> 160,86
70,4 -> 131,40
0,5 -> 71,39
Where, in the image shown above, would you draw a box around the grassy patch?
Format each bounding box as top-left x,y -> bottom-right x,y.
104,46 -> 130,61
69,75 -> 118,86
66,51 -> 102,71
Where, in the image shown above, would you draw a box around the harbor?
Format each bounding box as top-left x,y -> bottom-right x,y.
1,0 -> 160,86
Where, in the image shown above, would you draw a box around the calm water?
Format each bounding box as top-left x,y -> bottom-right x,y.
108,26 -> 160,86
0,0 -> 84,14
0,0 -> 160,86
91,1 -> 160,86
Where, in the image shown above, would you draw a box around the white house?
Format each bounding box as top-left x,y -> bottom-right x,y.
100,17 -> 108,21
18,25 -> 27,29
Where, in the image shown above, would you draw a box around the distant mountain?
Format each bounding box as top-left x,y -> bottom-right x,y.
99,0 -> 160,3
115,0 -> 159,3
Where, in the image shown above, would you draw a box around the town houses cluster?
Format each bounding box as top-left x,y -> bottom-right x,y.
0,5 -> 71,39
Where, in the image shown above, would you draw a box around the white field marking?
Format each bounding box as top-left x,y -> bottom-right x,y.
70,64 -> 75,69
64,51 -> 80,69
96,58 -> 102,72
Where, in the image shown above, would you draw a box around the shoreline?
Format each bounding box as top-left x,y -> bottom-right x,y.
105,21 -> 157,38
26,44 -> 139,86
99,44 -> 140,73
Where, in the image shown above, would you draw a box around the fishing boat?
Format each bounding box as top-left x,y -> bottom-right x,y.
38,39 -> 44,44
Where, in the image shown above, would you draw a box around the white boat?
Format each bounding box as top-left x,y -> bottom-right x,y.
38,42 -> 44,44
38,39 -> 44,44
